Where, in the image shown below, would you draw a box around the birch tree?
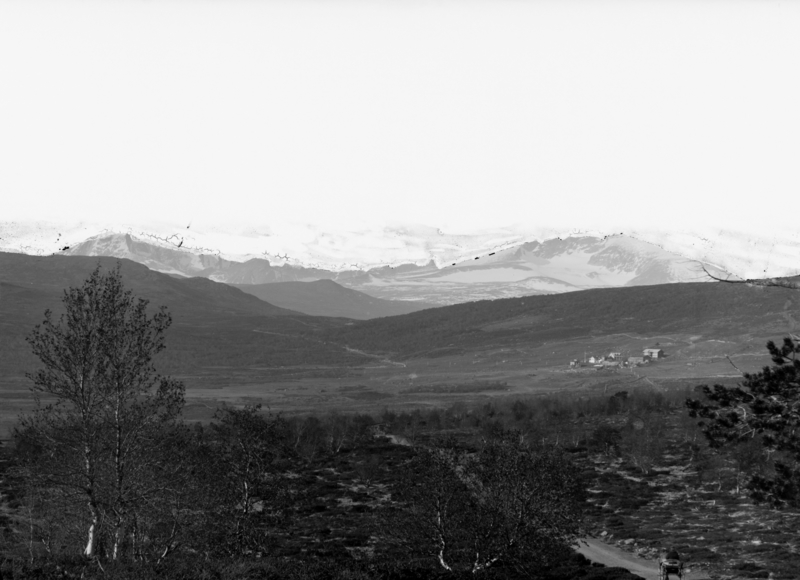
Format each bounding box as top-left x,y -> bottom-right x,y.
14,263 -> 184,560
389,432 -> 585,574
388,440 -> 473,571
466,433 -> 585,574
200,405 -> 294,557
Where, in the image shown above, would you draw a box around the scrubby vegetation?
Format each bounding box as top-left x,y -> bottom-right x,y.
0,265 -> 636,580
4,264 -> 800,579
6,378 -> 800,579
0,407 -> 633,580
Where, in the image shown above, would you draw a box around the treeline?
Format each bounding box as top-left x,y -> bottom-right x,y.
372,385 -> 774,494
375,386 -> 692,445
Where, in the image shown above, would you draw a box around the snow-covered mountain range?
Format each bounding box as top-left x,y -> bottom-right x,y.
3,220 -> 797,278
50,231 -> 732,305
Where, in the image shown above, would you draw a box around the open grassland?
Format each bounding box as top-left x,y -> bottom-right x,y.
0,327 -> 777,438
123,328 -> 780,424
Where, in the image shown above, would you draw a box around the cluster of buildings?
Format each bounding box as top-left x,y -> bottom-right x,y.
569,347 -> 664,370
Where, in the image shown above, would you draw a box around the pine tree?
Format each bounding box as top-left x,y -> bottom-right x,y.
687,337 -> 800,507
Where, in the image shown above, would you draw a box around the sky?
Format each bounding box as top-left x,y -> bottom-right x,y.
2,0 -> 800,269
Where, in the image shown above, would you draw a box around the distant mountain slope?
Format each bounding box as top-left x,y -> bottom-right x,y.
338,235 -> 732,304
389,235 -> 729,289
62,233 -> 732,305
0,253 -> 370,381
0,252 -> 298,318
63,233 -> 376,283
326,281 -> 800,359
231,280 -> 434,319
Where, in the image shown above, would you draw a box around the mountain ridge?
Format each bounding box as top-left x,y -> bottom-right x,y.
61,232 -> 733,305
4,221 -> 797,280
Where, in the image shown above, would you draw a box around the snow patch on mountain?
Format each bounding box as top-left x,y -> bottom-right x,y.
625,228 -> 800,280
441,235 -> 726,289
2,219 -> 797,282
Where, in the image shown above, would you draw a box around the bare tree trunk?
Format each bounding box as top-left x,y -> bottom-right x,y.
434,500 -> 452,571
113,396 -> 124,561
234,479 -> 251,554
83,438 -> 99,558
131,517 -> 139,561
84,507 -> 99,557
112,521 -> 122,560
437,549 -> 452,572
27,504 -> 36,564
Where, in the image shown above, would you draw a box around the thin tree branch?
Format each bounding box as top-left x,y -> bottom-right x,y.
703,266 -> 800,289
725,355 -> 746,377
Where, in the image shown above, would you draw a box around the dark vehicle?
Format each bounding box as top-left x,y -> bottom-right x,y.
659,549 -> 683,579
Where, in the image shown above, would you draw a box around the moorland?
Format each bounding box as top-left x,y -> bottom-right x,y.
1,252 -> 796,434
1,252 -> 800,579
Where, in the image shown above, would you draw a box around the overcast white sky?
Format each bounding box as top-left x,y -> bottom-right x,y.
2,0 -> 799,241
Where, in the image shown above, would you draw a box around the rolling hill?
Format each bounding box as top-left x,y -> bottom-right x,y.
0,252 -> 298,318
0,253 -> 369,383
231,280 -> 434,319
325,280 -> 800,359
2,251 -> 796,379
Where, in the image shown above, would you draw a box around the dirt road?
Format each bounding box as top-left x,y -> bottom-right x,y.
577,538 -> 710,580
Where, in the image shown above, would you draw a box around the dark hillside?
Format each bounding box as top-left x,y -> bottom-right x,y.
231,279 -> 433,319
5,254 -> 799,410
327,282 -> 800,357
0,253 -> 298,317
0,253 -> 362,380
